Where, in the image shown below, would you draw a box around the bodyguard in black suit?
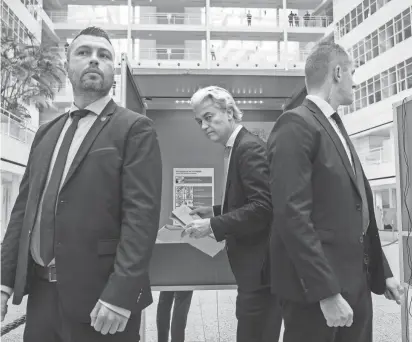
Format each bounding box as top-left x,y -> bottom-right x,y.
183,86 -> 282,342
1,27 -> 162,342
267,42 -> 402,342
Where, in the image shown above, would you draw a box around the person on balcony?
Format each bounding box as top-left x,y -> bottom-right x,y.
0,26 -> 162,342
210,45 -> 216,61
294,13 -> 300,27
246,11 -> 252,26
304,11 -> 310,27
184,86 -> 282,342
288,11 -> 294,26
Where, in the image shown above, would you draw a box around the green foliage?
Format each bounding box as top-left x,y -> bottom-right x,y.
1,31 -> 65,119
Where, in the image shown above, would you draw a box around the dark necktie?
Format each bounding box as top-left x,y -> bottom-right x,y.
331,112 -> 370,233
39,109 -> 90,265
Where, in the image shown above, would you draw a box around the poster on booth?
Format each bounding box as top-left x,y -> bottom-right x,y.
157,168 -> 225,257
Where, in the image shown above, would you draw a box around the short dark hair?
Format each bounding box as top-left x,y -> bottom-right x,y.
304,42 -> 351,91
67,26 -> 112,59
72,26 -> 112,45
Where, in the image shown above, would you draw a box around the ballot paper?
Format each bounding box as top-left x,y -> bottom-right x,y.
171,205 -> 201,225
156,224 -> 225,257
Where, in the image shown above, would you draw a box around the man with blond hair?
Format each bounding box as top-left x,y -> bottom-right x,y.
267,41 -> 402,341
183,86 -> 282,342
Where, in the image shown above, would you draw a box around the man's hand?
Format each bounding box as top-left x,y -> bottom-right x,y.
384,277 -> 404,305
1,292 -> 9,322
90,302 -> 129,335
320,294 -> 353,327
189,206 -> 214,219
182,219 -> 212,239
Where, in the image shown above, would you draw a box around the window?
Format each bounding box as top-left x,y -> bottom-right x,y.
404,9 -> 411,39
357,4 -> 363,25
370,0 -> 377,15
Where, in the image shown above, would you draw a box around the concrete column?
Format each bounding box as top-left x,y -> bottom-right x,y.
206,0 -> 211,68
127,0 -> 132,58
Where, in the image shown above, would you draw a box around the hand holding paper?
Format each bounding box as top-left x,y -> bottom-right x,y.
182,219 -> 212,239
189,206 -> 214,219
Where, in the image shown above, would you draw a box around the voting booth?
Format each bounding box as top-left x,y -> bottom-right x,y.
393,95 -> 412,342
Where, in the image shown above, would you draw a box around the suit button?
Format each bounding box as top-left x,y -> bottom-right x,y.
359,236 -> 364,243
356,204 -> 361,211
364,255 -> 369,265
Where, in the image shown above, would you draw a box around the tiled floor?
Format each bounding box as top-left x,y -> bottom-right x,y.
2,239 -> 411,342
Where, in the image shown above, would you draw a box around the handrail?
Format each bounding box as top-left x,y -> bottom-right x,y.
357,146 -> 391,165
138,12 -> 203,25
287,15 -> 333,27
0,108 -> 36,144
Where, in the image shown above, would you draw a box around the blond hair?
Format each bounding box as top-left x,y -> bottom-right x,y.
190,86 -> 243,122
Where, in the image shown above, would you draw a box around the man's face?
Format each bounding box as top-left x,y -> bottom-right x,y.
194,99 -> 233,144
338,59 -> 356,106
66,35 -> 115,95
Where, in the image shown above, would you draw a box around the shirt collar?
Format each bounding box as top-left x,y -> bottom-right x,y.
306,95 -> 335,119
69,94 -> 112,117
225,124 -> 243,148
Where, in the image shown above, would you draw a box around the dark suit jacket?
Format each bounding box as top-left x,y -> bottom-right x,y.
267,99 -> 392,304
210,127 -> 272,292
1,100 -> 162,321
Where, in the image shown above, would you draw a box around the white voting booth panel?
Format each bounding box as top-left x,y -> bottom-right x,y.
394,95 -> 412,342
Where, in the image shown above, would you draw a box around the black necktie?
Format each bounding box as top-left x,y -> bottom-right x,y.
331,112 -> 370,233
39,109 -> 90,265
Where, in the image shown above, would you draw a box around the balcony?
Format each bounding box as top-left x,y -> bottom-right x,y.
134,47 -> 311,70
1,108 -> 36,166
137,13 -> 204,25
358,146 -> 395,179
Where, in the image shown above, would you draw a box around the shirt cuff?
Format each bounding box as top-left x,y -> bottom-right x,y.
1,286 -> 13,297
99,300 -> 131,319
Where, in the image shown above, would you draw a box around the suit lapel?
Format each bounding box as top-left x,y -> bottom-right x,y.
303,99 -> 360,196
223,127 -> 247,212
60,100 -> 117,190
31,114 -> 69,200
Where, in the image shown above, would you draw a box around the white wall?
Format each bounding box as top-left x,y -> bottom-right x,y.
4,0 -> 42,40
336,0 -> 411,48
343,89 -> 412,135
353,39 -> 412,85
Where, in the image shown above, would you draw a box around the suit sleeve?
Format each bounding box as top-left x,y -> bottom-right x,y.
99,116 -> 162,312
210,140 -> 272,242
1,126 -> 44,289
268,113 -> 340,303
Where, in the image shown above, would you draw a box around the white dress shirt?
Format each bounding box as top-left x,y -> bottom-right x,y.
306,95 -> 353,169
1,95 -> 131,319
221,124 -> 243,210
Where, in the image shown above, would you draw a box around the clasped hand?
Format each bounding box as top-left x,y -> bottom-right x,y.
90,302 -> 129,335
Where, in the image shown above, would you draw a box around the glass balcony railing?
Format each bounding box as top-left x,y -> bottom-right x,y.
0,108 -> 35,145
48,11 -> 126,25
139,48 -> 202,60
137,13 -> 204,25
358,146 -> 392,166
210,13 -> 279,27
286,15 -> 333,28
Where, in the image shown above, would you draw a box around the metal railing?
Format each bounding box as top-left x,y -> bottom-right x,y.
286,15 -> 333,28
210,13 -> 279,27
48,11 -> 124,25
139,48 -> 202,61
138,12 -> 203,25
0,108 -> 36,144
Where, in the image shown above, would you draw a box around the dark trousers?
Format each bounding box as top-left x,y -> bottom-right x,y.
236,286 -> 282,342
281,273 -> 372,342
23,275 -> 141,342
156,291 -> 193,342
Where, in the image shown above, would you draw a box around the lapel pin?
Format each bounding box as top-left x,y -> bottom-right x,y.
101,117 -> 107,122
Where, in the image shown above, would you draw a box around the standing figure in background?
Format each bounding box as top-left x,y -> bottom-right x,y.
247,11 -> 252,26
211,45 -> 216,61
157,291 -> 194,342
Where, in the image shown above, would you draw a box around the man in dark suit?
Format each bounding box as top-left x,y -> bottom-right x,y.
183,86 -> 282,342
0,27 -> 162,342
267,42 -> 402,342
